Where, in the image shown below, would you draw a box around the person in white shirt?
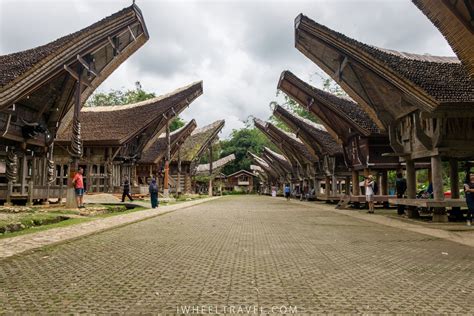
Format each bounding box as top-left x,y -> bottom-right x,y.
360,174 -> 375,213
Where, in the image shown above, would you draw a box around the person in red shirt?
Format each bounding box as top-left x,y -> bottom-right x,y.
72,167 -> 85,208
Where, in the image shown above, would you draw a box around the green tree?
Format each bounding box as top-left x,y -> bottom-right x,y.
170,117 -> 186,132
85,81 -> 184,132
268,91 -> 320,131
219,126 -> 278,175
321,78 -> 347,96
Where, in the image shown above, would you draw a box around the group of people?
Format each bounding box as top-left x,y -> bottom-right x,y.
119,176 -> 161,209
71,168 -> 161,209
281,171 -> 474,226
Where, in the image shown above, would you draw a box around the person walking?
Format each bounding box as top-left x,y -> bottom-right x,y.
361,175 -> 376,213
464,173 -> 474,226
149,178 -> 159,208
121,176 -> 134,202
284,184 -> 291,201
72,167 -> 85,208
396,172 -> 407,215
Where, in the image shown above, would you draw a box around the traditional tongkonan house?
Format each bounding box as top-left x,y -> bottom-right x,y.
55,82 -> 203,195
278,70 -> 401,204
168,120 -> 225,195
412,0 -> 474,81
248,151 -> 281,194
223,170 -> 256,193
294,14 -> 474,221
272,105 -> 348,201
261,147 -> 293,185
0,4 -> 149,205
194,153 -> 236,194
250,164 -> 268,194
136,119 -> 197,193
254,118 -> 318,196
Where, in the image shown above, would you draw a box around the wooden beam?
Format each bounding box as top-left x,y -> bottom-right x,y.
63,65 -> 92,88
77,55 -> 98,77
414,113 -> 432,149
334,56 -> 348,82
107,36 -> 121,54
128,26 -> 137,41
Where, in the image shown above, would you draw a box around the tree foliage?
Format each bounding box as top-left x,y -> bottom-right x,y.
219,125 -> 278,175
321,77 -> 347,97
170,117 -> 186,132
85,81 -> 184,132
268,91 -> 319,131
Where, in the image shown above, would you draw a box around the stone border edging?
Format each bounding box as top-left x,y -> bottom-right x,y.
288,199 -> 474,248
0,196 -> 222,259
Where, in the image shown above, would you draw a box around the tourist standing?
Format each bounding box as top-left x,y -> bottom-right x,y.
284,184 -> 291,201
396,172 -> 407,215
72,167 -> 85,208
362,175 -> 375,213
149,178 -> 159,208
464,173 -> 474,226
121,176 -> 134,202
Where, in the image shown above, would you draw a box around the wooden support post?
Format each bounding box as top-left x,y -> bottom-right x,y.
449,158 -> 462,219
163,121 -> 170,198
381,170 -> 389,207
27,180 -> 34,206
58,164 -> 64,203
381,170 -> 388,195
66,66 -> 83,208
325,175 -> 331,199
345,176 -> 351,195
351,169 -> 360,196
406,160 -> 419,218
332,175 -> 337,196
5,181 -> 13,206
185,171 -> 191,194
431,155 -> 447,222
208,146 -> 213,197
21,156 -> 27,196
177,150 -> 182,196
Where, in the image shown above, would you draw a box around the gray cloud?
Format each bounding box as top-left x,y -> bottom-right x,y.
0,0 -> 454,138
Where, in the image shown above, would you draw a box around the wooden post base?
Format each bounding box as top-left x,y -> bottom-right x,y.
432,208 -> 448,222
65,187 -> 77,208
406,207 -> 419,218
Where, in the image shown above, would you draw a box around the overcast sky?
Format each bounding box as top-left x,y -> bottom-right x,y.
0,0 -> 454,138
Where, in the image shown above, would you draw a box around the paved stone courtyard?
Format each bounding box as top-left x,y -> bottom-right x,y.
0,196 -> 473,314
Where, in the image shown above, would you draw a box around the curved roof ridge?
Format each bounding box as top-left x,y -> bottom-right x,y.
374,47 -> 459,63
191,119 -> 225,135
83,81 -> 202,112
296,13 -> 473,105
0,5 -> 140,88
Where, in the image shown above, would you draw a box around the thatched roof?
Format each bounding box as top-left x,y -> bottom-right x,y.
278,71 -> 380,141
248,151 -> 279,179
413,0 -> 474,80
263,147 -> 292,174
272,105 -> 342,157
195,154 -> 236,175
254,118 -> 317,165
176,120 -> 225,162
295,13 -> 474,129
0,4 -> 149,148
139,119 -> 196,164
57,81 -> 203,145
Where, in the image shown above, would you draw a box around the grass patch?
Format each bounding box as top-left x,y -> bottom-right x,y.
0,205 -> 147,239
0,217 -> 92,239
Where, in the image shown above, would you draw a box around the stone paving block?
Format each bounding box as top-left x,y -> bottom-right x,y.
0,195 -> 473,313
